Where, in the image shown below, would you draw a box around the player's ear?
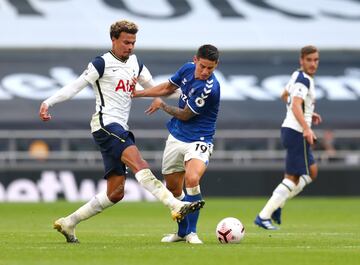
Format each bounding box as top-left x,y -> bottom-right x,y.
193,56 -> 198,64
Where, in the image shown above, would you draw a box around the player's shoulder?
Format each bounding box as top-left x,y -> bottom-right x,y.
293,70 -> 311,89
205,73 -> 220,92
179,62 -> 195,73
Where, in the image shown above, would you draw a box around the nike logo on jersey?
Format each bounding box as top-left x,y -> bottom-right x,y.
112,69 -> 119,72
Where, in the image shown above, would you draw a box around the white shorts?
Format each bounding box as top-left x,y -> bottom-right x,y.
161,134 -> 213,175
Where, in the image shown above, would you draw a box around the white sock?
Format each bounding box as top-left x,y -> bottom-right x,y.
186,185 -> 201,196
66,191 -> 114,226
290,175 -> 312,199
280,175 -> 313,207
135,169 -> 181,211
176,191 -> 186,201
259,179 -> 295,219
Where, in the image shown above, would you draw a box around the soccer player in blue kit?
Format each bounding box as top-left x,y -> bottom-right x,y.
133,44 -> 220,244
255,45 -> 322,230
39,20 -> 204,243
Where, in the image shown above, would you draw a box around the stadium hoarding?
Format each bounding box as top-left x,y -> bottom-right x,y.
0,49 -> 360,130
0,0 -> 360,49
0,168 -> 359,202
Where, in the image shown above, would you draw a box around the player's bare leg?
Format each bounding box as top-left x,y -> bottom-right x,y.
122,145 -> 204,222
53,175 -> 123,243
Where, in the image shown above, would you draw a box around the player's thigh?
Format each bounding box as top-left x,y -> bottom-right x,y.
282,127 -> 312,176
183,141 -> 212,186
162,135 -> 186,175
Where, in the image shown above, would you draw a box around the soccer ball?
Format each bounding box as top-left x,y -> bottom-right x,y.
216,217 -> 245,244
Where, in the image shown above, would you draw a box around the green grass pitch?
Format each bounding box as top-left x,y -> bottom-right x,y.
0,197 -> 359,265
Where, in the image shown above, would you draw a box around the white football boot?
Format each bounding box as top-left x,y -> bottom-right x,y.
53,217 -> 79,243
185,232 -> 203,244
161,233 -> 185,243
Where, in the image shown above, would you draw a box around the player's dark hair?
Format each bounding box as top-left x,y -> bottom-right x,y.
196,44 -> 219,62
300,45 -> 318,58
110,20 -> 138,39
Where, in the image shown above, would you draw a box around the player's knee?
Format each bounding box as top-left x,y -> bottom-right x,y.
309,165 -> 318,181
108,192 -> 124,203
131,160 -> 150,174
107,188 -> 124,203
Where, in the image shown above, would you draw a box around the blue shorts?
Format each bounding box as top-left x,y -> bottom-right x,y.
92,123 -> 135,178
281,127 -> 315,177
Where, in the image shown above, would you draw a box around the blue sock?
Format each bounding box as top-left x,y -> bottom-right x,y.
185,193 -> 202,234
177,197 -> 189,237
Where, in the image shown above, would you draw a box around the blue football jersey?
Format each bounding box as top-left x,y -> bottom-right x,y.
167,62 -> 220,143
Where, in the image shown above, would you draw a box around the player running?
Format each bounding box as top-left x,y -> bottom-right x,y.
255,45 -> 322,230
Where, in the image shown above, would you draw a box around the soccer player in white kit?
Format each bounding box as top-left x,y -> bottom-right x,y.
39,20 -> 204,243
255,45 -> 322,230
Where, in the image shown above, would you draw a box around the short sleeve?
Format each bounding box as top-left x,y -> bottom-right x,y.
187,80 -> 219,115
292,72 -> 310,99
80,63 -> 100,85
138,64 -> 153,86
169,63 -> 189,87
292,83 -> 308,99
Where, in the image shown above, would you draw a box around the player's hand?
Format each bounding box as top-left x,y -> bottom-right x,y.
303,127 -> 317,145
39,102 -> 52,121
145,97 -> 163,115
130,77 -> 138,97
312,112 -> 322,125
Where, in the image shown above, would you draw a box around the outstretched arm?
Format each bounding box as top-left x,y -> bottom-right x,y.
133,81 -> 178,97
39,76 -> 89,121
145,97 -> 195,121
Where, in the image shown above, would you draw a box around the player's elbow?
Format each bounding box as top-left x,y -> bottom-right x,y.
177,114 -> 192,121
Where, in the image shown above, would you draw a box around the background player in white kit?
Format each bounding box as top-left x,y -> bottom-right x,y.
255,45 -> 322,230
133,44 -> 220,243
39,20 -> 204,243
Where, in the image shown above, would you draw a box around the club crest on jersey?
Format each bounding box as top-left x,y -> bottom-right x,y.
194,79 -> 213,107
195,97 -> 205,107
115,79 -> 135,93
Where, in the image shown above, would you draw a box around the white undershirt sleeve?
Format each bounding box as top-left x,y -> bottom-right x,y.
140,79 -> 155,89
43,76 -> 89,107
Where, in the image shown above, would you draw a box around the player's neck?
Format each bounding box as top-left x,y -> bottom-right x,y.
110,50 -> 128,62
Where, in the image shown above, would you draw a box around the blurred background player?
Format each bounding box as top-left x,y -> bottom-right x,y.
133,44 -> 220,243
39,19 -> 204,243
255,45 -> 322,230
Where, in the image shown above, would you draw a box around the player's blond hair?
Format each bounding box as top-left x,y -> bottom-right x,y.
300,45 -> 318,58
110,20 -> 138,39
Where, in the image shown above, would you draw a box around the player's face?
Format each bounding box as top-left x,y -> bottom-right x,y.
300,52 -> 319,76
112,32 -> 136,60
194,57 -> 218,80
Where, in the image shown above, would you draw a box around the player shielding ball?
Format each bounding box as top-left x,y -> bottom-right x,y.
39,20 -> 204,243
255,45 -> 322,230
133,44 -> 220,243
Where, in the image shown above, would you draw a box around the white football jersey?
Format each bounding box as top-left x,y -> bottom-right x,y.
281,70 -> 316,133
81,51 -> 153,132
